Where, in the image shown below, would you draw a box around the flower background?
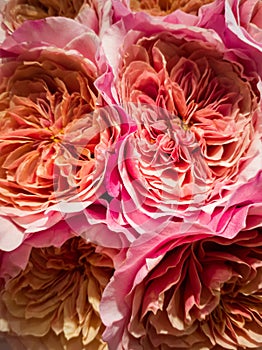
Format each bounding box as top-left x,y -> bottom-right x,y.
0,0 -> 262,349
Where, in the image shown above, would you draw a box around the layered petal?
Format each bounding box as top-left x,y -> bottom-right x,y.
128,0 -> 214,16
101,220 -> 262,350
0,18 -> 133,248
0,235 -> 118,349
225,0 -> 262,50
1,0 -> 99,33
100,15 -> 262,237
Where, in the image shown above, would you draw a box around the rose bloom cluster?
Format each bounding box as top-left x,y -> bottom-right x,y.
0,0 -> 261,349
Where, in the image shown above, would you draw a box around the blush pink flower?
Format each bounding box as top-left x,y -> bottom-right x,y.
101,219 -> 262,350
100,15 -> 262,234
215,0 -> 262,77
239,0 -> 262,41
106,105 -> 210,233
0,219 -> 75,283
225,0 -> 262,49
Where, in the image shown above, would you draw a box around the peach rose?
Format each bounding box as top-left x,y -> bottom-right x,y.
0,236 -> 117,349
129,0 -> 214,16
1,0 -> 98,33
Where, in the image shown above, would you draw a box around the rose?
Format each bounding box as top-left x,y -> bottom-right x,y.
105,105 -> 210,234
0,220 -> 74,283
221,0 -> 262,77
0,18 -> 133,250
99,13 -> 262,236
110,0 -> 224,32
225,0 -> 262,49
0,232 -> 119,350
0,213 -> 129,284
1,0 -> 99,33
238,0 -> 262,42
0,218 -> 74,349
127,0 -> 215,16
100,214 -> 262,350
0,17 -> 99,242
115,29 -> 259,181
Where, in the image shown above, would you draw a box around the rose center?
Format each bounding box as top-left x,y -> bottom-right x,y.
13,0 -> 86,19
130,0 -> 214,14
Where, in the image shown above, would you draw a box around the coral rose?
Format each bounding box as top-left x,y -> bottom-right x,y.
101,219 -> 262,350
100,15 -> 262,235
0,235 -> 118,350
0,18 -> 131,249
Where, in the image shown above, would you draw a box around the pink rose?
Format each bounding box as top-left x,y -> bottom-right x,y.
0,219 -> 75,282
239,0 -> 262,41
226,0 -> 262,48
0,18 -> 132,250
101,218 -> 262,350
105,105 -> 210,233
221,0 -> 262,76
99,14 -> 262,236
